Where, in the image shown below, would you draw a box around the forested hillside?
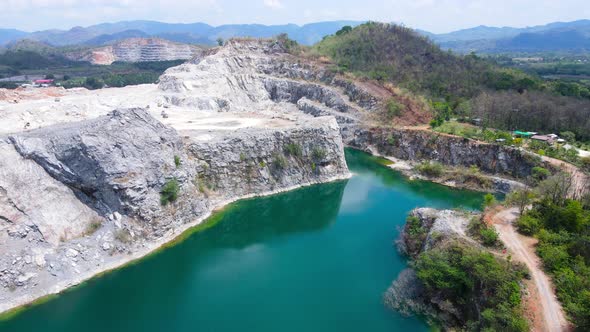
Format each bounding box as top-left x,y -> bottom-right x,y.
312,23 -> 590,140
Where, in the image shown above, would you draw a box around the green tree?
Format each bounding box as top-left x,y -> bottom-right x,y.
506,188 -> 536,215
483,193 -> 497,209
160,179 -> 180,205
515,214 -> 541,235
335,25 -> 353,36
537,173 -> 573,207
84,77 -> 104,90
560,131 -> 576,143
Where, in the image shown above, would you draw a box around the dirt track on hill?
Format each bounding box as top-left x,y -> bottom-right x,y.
492,207 -> 570,332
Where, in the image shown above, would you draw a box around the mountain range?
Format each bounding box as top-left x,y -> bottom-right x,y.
424,19 -> 590,53
0,21 -> 362,47
1,19 -> 590,54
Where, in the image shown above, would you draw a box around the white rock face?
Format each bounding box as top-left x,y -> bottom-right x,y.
66,38 -> 202,65
0,39 -> 365,313
0,139 -> 103,245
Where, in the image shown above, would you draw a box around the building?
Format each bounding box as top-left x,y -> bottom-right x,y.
513,131 -> 536,138
531,135 -> 556,144
32,79 -> 55,87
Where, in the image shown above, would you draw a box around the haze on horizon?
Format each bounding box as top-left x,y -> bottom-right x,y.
1,0 -> 589,34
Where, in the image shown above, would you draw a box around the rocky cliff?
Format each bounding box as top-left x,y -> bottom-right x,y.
0,39 -> 358,313
0,107 -> 348,312
66,38 -> 202,65
350,127 -> 547,179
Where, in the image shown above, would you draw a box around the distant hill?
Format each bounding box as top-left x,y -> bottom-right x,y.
425,20 -> 590,54
313,22 -> 495,99
0,20 -> 363,47
0,29 -> 28,45
2,39 -> 58,55
495,30 -> 590,52
83,30 -> 149,46
312,22 -> 590,140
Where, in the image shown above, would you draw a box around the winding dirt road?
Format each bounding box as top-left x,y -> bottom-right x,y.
492,207 -> 570,332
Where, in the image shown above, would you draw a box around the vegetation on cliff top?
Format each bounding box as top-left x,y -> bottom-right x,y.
394,212 -> 528,331
414,242 -> 529,331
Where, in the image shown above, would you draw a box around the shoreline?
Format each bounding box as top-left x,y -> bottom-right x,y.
0,172 -> 352,318
361,146 -> 525,194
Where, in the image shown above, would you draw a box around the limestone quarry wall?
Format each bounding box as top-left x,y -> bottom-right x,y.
349,127 -> 547,179
0,108 -> 349,313
66,38 -> 201,65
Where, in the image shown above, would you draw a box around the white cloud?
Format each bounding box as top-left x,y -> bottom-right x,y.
263,0 -> 282,9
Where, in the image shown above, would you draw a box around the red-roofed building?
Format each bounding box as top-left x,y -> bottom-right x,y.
33,79 -> 54,84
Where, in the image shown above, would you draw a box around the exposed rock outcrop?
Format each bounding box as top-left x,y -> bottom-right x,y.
396,208 -> 477,258
0,106 -> 349,313
9,108 -> 186,221
351,127 -> 548,178
66,38 -> 202,65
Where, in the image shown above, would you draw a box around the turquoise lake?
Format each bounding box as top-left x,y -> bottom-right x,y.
0,149 -> 485,331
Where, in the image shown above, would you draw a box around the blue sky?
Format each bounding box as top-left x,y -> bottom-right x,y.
1,0 -> 589,33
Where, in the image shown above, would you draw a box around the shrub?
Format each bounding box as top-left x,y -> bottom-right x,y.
160,178 -> 180,205
276,33 -> 299,53
560,131 -> 576,142
483,193 -> 497,209
414,242 -> 528,331
469,217 -> 500,246
284,143 -> 302,158
387,134 -> 396,145
480,227 -> 500,246
84,77 -> 104,90
415,161 -> 444,177
516,214 -> 541,235
174,155 -> 181,168
272,154 -> 287,170
385,98 -> 403,119
85,218 -> 103,235
114,229 -> 131,243
406,216 -> 425,236
335,25 -> 353,36
311,147 -> 327,161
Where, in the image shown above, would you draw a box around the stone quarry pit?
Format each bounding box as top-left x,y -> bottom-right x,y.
0,39 -> 361,313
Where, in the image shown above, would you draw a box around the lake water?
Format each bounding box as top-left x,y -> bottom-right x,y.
0,149 -> 484,332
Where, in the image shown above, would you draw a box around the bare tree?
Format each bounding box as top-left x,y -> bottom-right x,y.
537,172 -> 573,206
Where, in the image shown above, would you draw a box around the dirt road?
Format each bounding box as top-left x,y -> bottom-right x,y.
492,207 -> 570,332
